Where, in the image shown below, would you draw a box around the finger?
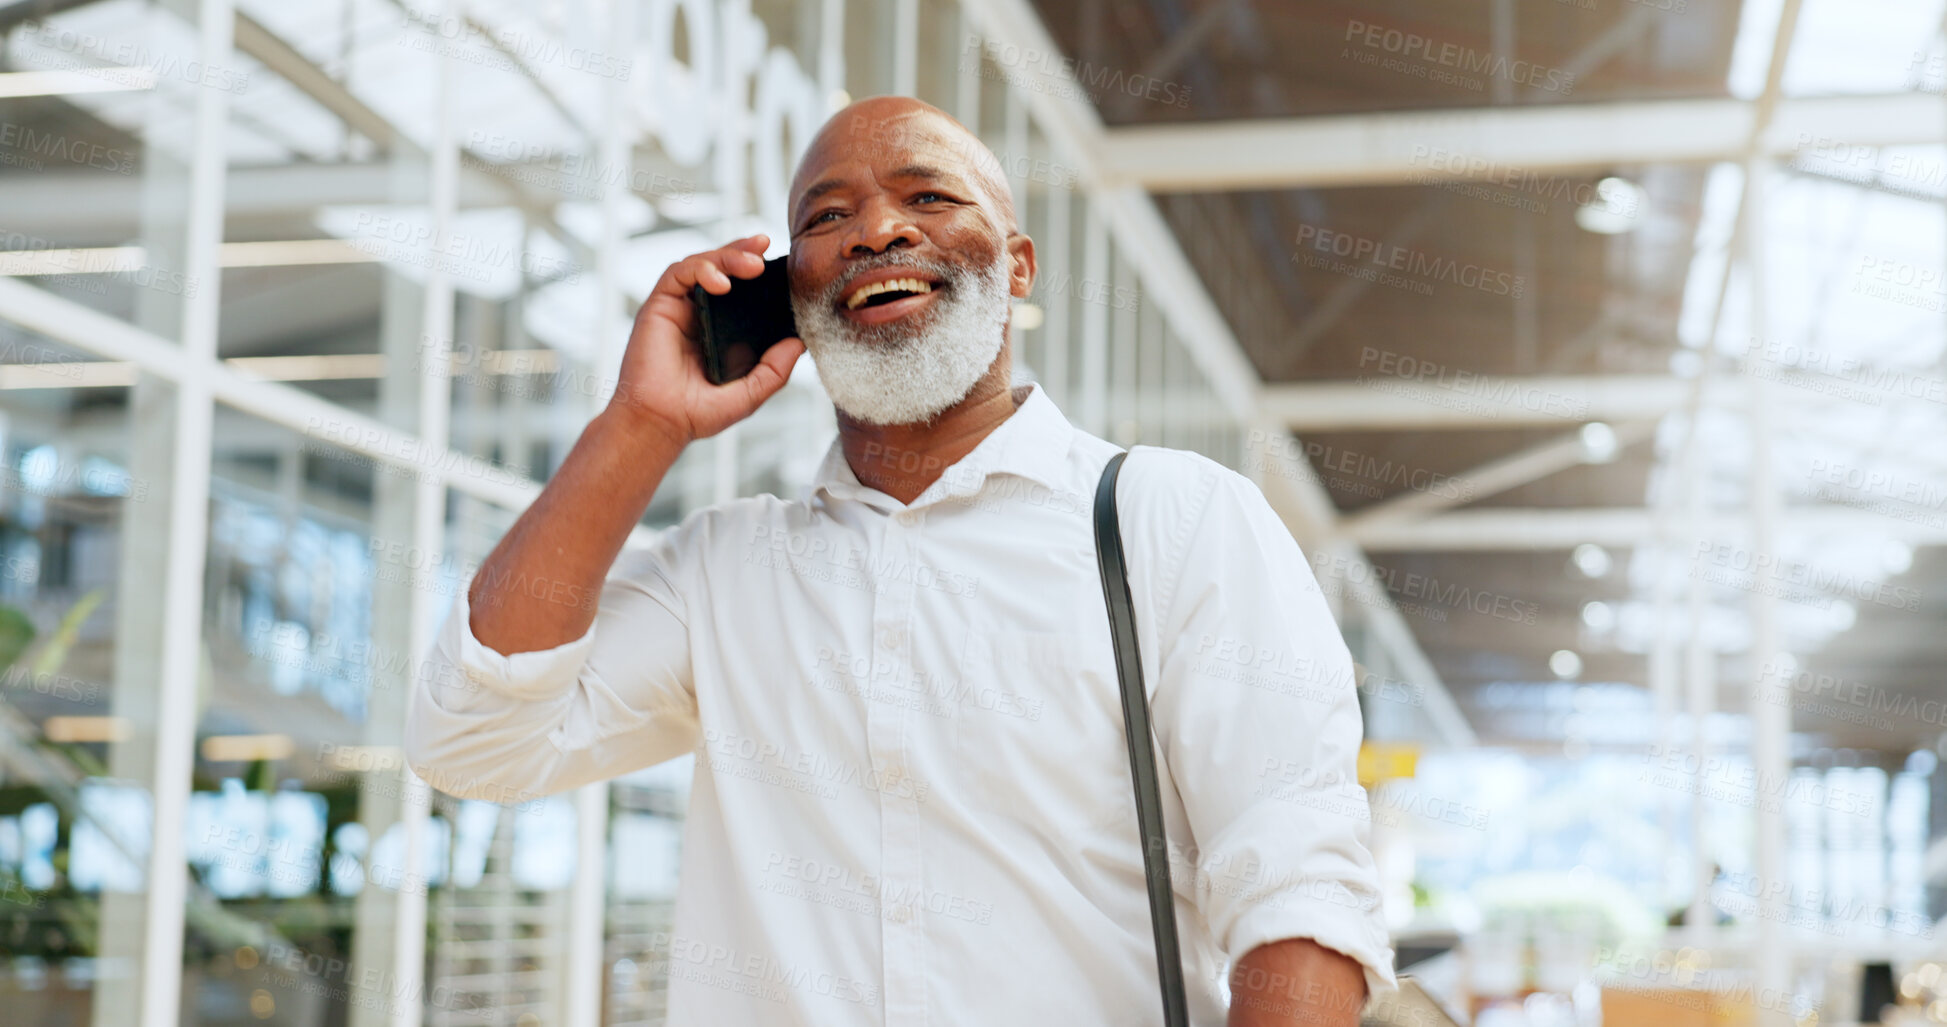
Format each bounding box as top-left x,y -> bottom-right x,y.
716,244 -> 770,280
652,248 -> 748,300
691,257 -> 736,294
737,337 -> 805,407
635,284 -> 712,353
674,247 -> 767,299
639,290 -> 696,338
729,234 -> 770,254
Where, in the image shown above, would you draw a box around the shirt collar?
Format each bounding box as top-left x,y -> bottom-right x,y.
810,382 -> 1076,511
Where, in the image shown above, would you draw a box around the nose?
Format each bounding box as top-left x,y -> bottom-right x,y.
845,197 -> 922,258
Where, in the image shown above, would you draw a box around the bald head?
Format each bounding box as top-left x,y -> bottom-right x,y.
789,96 -> 1018,235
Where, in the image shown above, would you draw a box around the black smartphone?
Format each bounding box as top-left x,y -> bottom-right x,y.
690,254 -> 799,384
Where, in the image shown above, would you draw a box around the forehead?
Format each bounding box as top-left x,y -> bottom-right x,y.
791,109 -> 992,197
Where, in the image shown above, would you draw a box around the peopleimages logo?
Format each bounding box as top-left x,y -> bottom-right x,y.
0,121 -> 136,174
20,20 -> 252,94
1407,146 -> 1635,218
399,12 -> 633,82
1343,19 -> 1576,94
1355,347 -> 1587,420
1247,429 -> 1477,503
1761,660 -> 1947,730
1691,540 -> 1921,612
961,36 -> 1193,109
1294,224 -> 1524,297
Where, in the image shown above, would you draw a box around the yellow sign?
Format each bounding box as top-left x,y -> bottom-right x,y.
1358,743 -> 1420,786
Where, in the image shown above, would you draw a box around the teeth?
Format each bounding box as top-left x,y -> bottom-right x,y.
844,277 -> 934,310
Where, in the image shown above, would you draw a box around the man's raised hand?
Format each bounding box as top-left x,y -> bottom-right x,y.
606,233 -> 806,447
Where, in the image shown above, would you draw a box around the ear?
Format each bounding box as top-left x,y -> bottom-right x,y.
1004,233 -> 1036,300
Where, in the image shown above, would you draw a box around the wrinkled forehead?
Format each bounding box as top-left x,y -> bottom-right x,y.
789,108 -> 1007,210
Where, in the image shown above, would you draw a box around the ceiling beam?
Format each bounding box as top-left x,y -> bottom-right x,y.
1262,374 -> 1689,430
1095,92 -> 1947,192
0,0 -> 99,35
231,11 -> 396,149
0,275 -> 542,512
226,10 -> 603,279
1342,419 -> 1659,531
963,0 -> 1262,415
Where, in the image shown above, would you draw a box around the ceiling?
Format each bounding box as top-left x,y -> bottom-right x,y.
2,0 -> 1945,758
1031,0 -> 1947,757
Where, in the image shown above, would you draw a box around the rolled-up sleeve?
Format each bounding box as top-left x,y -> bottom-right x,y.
1130,452 -> 1397,997
404,540 -> 702,804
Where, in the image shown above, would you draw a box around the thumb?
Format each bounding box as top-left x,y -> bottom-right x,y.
737,337 -> 805,409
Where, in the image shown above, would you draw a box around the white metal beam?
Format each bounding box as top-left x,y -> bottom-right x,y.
1342,419 -> 1658,531
1254,422 -> 1477,748
1743,3 -> 1805,1008
0,163 -> 514,238
139,2 -> 230,1024
961,0 -> 1261,418
965,0 -> 1475,750
385,1 -> 464,1019
563,0 -> 636,1018
1349,506 -> 1947,551
0,276 -> 542,511
1094,92 -> 1947,192
1262,374 -> 1688,430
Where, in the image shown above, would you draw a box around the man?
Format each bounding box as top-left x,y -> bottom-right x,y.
406,96 -> 1393,1025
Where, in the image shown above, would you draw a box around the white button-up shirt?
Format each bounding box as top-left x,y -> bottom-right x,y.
407,383 -> 1395,1025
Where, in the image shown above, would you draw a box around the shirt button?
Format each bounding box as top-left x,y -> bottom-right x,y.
888,905 -> 913,924
879,627 -> 903,650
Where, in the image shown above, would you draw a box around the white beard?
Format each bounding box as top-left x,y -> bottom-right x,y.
792,251 -> 1011,426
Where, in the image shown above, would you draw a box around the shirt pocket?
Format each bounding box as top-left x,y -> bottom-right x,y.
957,628 -> 1137,836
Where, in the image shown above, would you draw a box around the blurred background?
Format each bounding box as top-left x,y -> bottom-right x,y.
0,0 -> 1940,1024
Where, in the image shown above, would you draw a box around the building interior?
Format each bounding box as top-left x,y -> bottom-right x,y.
0,0 -> 1942,1023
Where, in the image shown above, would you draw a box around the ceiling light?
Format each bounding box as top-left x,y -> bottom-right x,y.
1549,650 -> 1584,680
201,734 -> 296,762
320,745 -> 403,773
0,240 -> 381,277
216,239 -> 374,267
0,246 -> 144,276
1579,421 -> 1620,463
477,349 -> 561,374
226,354 -> 387,381
1580,601 -> 1616,632
1882,540 -> 1914,575
1575,177 -> 1645,235
0,362 -> 137,389
44,716 -> 130,743
0,68 -> 157,99
1572,543 -> 1612,578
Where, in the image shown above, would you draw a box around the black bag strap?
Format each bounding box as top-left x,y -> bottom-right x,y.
1093,450 -> 1190,1027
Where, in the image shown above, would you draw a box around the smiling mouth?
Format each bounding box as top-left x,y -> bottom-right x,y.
842,277 -> 938,311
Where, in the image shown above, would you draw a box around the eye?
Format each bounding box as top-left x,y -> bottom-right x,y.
809,209 -> 845,226
912,191 -> 950,205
